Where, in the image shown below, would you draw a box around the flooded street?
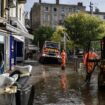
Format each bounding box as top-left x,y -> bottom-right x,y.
32,65 -> 105,105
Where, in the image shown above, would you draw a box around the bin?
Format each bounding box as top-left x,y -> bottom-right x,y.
15,85 -> 33,105
0,93 -> 16,105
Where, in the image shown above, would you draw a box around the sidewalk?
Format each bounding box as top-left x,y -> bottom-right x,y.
27,64 -> 44,85
24,59 -> 39,65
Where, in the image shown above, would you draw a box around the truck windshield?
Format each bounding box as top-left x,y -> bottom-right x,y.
46,42 -> 59,49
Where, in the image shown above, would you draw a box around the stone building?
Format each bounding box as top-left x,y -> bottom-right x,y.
30,0 -> 86,30
86,7 -> 105,21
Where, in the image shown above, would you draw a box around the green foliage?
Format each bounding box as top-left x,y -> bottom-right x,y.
64,12 -> 105,49
32,26 -> 54,49
51,26 -> 73,50
51,26 -> 64,42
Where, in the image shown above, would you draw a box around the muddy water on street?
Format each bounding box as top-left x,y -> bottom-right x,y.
33,66 -> 105,105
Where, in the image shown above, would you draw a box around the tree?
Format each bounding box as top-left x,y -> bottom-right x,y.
51,26 -> 73,50
33,26 -> 54,50
51,26 -> 64,42
64,12 -> 105,49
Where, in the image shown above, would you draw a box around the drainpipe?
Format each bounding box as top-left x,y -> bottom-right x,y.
7,0 -> 10,23
39,0 -> 41,3
16,0 -> 18,18
56,0 -> 59,5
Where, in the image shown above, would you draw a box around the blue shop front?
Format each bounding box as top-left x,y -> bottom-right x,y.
9,35 -> 25,70
6,19 -> 33,70
0,34 -> 4,73
0,18 -> 33,72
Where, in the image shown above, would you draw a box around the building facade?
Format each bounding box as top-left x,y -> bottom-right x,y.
0,0 -> 33,72
30,0 -> 86,29
93,12 -> 105,21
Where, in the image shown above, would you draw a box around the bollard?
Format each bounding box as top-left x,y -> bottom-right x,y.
74,56 -> 78,72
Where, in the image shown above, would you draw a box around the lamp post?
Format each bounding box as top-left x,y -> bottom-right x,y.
63,32 -> 70,51
90,2 -> 93,15
63,32 -> 66,51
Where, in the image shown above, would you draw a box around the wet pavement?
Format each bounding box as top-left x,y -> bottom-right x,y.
29,63 -> 105,105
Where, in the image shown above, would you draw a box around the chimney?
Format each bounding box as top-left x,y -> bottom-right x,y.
39,0 -> 41,3
78,2 -> 83,6
56,0 -> 59,5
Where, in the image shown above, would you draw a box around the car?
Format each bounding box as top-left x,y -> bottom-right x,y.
39,41 -> 61,64
76,49 -> 84,58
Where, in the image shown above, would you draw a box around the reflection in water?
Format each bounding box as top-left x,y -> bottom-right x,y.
59,70 -> 68,92
33,66 -> 105,105
98,89 -> 105,105
81,84 -> 105,105
82,85 -> 97,105
33,69 -> 84,105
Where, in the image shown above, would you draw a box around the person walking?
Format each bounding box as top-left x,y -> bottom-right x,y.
61,49 -> 67,70
83,48 -> 99,83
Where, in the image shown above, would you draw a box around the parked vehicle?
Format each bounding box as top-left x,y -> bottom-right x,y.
39,41 -> 61,64
76,49 -> 84,58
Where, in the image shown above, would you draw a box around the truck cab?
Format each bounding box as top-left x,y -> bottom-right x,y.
39,41 -> 61,64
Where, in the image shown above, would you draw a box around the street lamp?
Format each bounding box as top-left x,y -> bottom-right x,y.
63,32 -> 66,51
63,32 -> 70,51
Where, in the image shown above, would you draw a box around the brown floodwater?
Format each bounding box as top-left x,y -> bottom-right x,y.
32,66 -> 105,105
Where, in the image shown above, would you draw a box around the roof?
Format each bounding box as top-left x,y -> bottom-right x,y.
86,11 -> 105,15
33,2 -> 86,8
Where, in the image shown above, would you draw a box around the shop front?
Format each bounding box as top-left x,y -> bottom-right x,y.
0,34 -> 4,73
6,23 -> 33,70
0,18 -> 33,71
0,30 -> 11,72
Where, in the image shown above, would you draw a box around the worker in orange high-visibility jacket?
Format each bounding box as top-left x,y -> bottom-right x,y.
83,49 -> 99,83
61,49 -> 67,70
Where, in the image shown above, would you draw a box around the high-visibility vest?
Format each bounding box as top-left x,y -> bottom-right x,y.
83,51 -> 98,72
61,51 -> 67,65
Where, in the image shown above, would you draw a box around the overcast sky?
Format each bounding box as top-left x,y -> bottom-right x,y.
25,0 -> 105,12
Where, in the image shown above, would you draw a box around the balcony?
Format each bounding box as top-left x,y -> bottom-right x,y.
18,0 -> 26,3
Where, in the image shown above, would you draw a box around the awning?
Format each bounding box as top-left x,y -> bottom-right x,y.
0,17 -> 34,40
6,23 -> 33,39
0,17 -> 7,23
13,35 -> 25,42
10,17 -> 28,32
